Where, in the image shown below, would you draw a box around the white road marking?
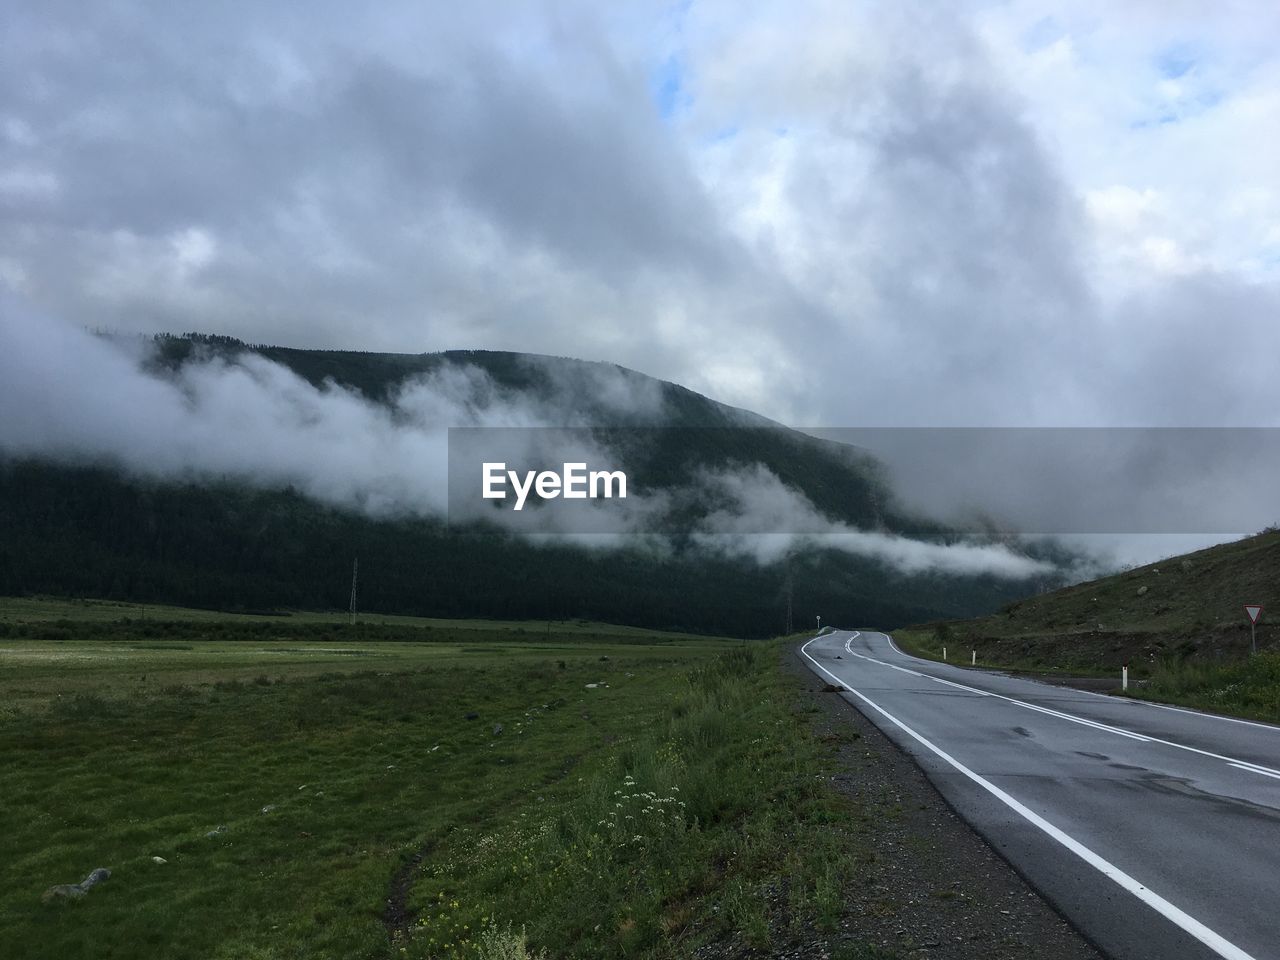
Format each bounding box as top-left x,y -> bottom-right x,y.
1013,701 -> 1153,742
844,633 -> 1280,778
800,634 -> 1259,960
1228,762 -> 1280,778
930,676 -> 991,695
883,632 -> 1280,731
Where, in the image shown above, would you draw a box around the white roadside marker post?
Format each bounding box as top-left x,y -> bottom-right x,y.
971,650 -> 976,666
943,646 -> 947,661
1122,663 -> 1129,692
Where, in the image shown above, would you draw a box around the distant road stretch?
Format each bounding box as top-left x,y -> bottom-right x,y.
801,630 -> 1280,960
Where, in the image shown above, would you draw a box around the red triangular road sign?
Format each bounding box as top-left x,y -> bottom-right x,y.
1245,604 -> 1264,624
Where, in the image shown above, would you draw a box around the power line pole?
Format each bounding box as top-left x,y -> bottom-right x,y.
349,557 -> 358,625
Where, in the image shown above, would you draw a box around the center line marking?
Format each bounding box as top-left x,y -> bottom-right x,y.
801,634 -> 1259,960
839,633 -> 1280,777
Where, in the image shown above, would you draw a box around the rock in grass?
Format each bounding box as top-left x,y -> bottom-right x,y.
261,804 -> 277,814
42,868 -> 110,904
205,825 -> 228,838
151,856 -> 167,865
492,723 -> 503,736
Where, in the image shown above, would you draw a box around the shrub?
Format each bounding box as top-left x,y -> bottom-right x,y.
476,926 -> 547,960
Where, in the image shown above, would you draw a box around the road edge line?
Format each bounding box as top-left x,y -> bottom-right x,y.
799,636 -> 1258,960
864,636 -> 1280,775
884,633 -> 1280,733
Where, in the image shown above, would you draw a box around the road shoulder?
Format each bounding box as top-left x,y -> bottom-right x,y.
785,645 -> 1103,960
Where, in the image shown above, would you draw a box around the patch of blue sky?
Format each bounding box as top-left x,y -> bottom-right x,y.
650,55 -> 688,119
1156,46 -> 1197,80
1130,87 -> 1224,129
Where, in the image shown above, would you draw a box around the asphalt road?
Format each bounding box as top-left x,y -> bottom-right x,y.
801,630 -> 1280,960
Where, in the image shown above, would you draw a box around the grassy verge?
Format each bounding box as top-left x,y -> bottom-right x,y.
896,626 -> 1280,724
892,627 -> 1118,678
1123,653 -> 1280,724
1,618 -> 874,958
395,644 -> 869,959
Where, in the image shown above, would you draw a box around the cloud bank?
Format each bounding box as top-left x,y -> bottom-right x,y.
0,309 -> 1053,579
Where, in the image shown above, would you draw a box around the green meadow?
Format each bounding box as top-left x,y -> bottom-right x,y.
0,601 -> 874,959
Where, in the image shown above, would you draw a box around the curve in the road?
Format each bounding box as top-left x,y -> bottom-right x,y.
801,629 -> 1279,960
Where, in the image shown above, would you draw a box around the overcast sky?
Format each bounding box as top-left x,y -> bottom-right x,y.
4,0 -> 1278,430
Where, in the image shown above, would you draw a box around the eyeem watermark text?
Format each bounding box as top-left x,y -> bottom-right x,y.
482,462 -> 627,511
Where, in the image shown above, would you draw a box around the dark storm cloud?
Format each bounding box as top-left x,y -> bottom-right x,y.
0,1 -> 744,355
3,0 -> 1278,563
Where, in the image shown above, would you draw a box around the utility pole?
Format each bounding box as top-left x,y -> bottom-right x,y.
349,557 -> 358,625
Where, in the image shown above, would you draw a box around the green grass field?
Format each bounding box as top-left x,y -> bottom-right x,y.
0,601 -> 875,959
0,595 -> 728,639
1123,653 -> 1280,723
